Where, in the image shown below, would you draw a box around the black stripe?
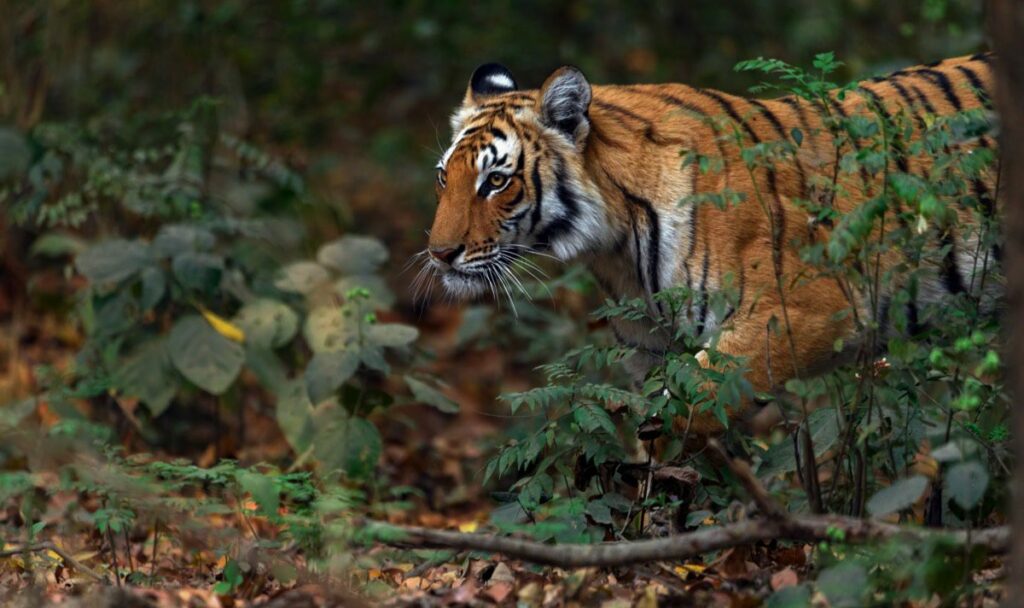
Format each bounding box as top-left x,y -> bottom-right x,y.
534,158 -> 581,247
915,68 -> 963,110
697,89 -> 760,143
971,52 -> 993,65
780,96 -> 819,158
616,182 -> 663,297
940,230 -> 966,294
827,95 -> 872,186
489,127 -> 507,140
529,162 -> 543,233
859,85 -> 910,174
954,65 -> 992,109
696,240 -> 711,333
751,98 -> 808,195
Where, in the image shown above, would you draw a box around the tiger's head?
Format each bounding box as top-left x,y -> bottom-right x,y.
423,63 -> 609,299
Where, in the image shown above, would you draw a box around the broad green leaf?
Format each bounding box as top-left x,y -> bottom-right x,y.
167,315 -> 245,394
946,461 -> 989,510
139,267 -> 166,310
152,224 -> 215,258
30,232 -> 87,258
236,470 -> 279,516
817,562 -> 867,608
404,375 -> 459,414
365,323 -> 419,348
245,348 -> 288,393
866,475 -> 928,517
766,584 -> 811,608
276,380 -> 315,454
234,299 -> 298,349
305,350 -> 360,403
274,261 -> 330,294
930,442 -> 963,463
304,306 -> 357,352
312,409 -> 381,479
115,338 -> 178,417
334,275 -> 395,308
317,236 -> 388,275
93,290 -> 140,337
172,252 -> 224,292
585,499 -> 613,525
758,407 -> 839,478
76,239 -> 151,287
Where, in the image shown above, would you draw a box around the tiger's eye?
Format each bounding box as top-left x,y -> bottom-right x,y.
488,173 -> 507,188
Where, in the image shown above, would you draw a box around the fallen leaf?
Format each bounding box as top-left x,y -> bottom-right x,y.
458,521 -> 479,533
485,581 -> 513,603
771,567 -> 799,590
489,561 -> 515,583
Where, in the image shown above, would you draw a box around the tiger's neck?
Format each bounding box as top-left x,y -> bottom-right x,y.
575,90 -> 706,307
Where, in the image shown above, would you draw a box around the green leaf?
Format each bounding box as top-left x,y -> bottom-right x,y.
152,224 -> 215,258
139,267 -> 166,310
816,562 -> 866,608
573,403 -> 616,435
115,338 -> 178,417
234,299 -> 298,349
276,380 -> 315,454
76,239 -> 151,287
758,407 -> 839,478
245,348 -> 289,393
274,261 -> 331,294
945,461 -> 989,510
866,475 -> 929,517
766,584 -> 811,608
30,232 -> 87,258
312,409 -> 381,479
167,315 -> 245,394
304,306 -> 357,353
171,252 -> 223,292
365,323 -> 419,348
305,350 -> 360,403
334,275 -> 395,308
404,375 -> 459,413
236,470 -> 279,517
585,499 -> 613,525
317,236 -> 388,275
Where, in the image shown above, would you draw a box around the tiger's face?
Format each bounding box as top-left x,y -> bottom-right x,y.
424,63 -> 606,299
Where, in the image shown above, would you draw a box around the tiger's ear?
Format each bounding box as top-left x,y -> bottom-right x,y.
464,63 -> 519,104
539,66 -> 591,145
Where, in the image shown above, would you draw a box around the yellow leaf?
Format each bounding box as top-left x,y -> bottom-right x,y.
458,521 -> 479,533
367,568 -> 382,580
200,308 -> 246,343
46,550 -> 62,563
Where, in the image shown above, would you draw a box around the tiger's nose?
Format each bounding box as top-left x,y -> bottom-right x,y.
429,245 -> 464,266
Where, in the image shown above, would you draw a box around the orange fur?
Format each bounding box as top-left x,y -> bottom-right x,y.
429,54 -> 999,436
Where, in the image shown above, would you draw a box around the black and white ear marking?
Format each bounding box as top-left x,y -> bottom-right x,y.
468,63 -> 519,100
539,66 -> 591,144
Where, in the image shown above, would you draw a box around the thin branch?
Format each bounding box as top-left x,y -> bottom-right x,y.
706,439 -> 788,520
368,518 -> 1009,569
0,542 -> 108,582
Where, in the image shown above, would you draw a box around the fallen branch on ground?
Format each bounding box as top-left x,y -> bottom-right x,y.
368,517 -> 1009,568
365,441 -> 1010,568
0,542 -> 109,582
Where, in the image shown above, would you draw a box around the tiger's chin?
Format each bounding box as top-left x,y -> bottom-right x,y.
439,268 -> 490,299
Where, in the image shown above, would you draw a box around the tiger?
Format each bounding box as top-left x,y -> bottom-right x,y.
423,54 -> 1000,436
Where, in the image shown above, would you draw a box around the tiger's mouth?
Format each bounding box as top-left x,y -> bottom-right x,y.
411,245 -> 548,311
